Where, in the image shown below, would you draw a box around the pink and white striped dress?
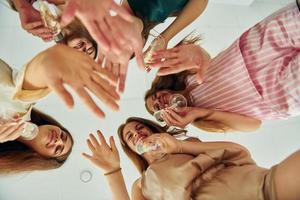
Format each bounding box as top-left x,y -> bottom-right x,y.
186,2 -> 300,120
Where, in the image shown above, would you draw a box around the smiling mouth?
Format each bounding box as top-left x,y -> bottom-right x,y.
134,134 -> 147,145
46,130 -> 56,147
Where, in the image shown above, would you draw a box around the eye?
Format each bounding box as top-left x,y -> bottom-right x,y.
137,124 -> 144,130
154,103 -> 159,111
61,131 -> 67,142
75,41 -> 84,49
86,47 -> 94,55
127,133 -> 133,140
55,146 -> 62,155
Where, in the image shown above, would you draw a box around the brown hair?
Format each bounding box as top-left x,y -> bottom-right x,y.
144,35 -> 230,133
117,117 -> 184,174
0,109 -> 74,174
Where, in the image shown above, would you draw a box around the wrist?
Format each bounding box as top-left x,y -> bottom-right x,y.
176,140 -> 183,153
194,108 -> 214,119
104,167 -> 122,176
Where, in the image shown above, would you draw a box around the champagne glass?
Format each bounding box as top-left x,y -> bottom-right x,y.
1,114 -> 39,141
34,0 -> 64,42
135,137 -> 165,159
144,30 -> 166,70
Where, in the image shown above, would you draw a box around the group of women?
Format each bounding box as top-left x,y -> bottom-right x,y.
1,0 -> 300,199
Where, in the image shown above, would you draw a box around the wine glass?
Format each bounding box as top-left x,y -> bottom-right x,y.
153,93 -> 187,124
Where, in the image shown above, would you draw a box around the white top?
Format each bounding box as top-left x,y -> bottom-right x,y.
0,59 -> 49,124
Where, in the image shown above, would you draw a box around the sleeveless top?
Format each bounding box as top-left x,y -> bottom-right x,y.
127,0 -> 188,23
141,146 -> 271,200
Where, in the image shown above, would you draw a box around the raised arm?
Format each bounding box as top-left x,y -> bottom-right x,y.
161,0 -> 208,43
147,133 -> 255,168
23,44 -> 119,118
82,131 -> 147,200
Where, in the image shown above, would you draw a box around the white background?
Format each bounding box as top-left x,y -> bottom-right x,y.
0,0 -> 299,199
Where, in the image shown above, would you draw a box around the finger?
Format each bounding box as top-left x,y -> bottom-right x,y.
4,123 -> 26,141
151,49 -> 178,60
85,78 -> 120,111
94,70 -> 118,87
105,16 -> 128,46
106,59 -> 113,73
48,80 -> 74,109
109,136 -> 118,152
161,111 -> 178,127
24,21 -> 44,30
87,139 -> 96,151
79,17 -> 110,52
96,50 -> 105,65
30,27 -> 53,35
112,63 -> 120,77
0,123 -> 20,140
82,152 -> 94,161
61,0 -> 78,27
96,130 -> 109,148
89,134 -> 101,149
166,110 -> 182,122
101,18 -> 121,55
118,63 -> 128,93
133,39 -> 146,71
91,73 -> 119,100
73,86 -> 105,118
157,63 -> 194,76
197,61 -> 209,84
110,3 -> 134,22
149,58 -> 181,69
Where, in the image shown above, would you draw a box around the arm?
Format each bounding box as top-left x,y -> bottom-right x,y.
181,140 -> 256,172
150,133 -> 255,170
148,133 -> 255,169
22,44 -> 120,118
105,171 -> 131,200
160,0 -> 208,43
82,131 -> 147,200
161,107 -> 261,133
193,108 -> 262,132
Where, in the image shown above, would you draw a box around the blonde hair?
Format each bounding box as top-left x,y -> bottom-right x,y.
0,109 -> 74,174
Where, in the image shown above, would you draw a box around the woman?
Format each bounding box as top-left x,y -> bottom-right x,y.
0,58 -> 73,174
0,42 -> 120,173
8,0 -> 97,58
9,0 -> 208,59
83,117 -> 300,200
145,2 -> 300,132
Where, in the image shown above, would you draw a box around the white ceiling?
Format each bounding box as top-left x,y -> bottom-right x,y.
0,0 -> 298,200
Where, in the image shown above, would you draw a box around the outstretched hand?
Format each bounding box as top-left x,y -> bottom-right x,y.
83,130 -> 120,173
148,44 -> 211,84
25,44 -> 120,118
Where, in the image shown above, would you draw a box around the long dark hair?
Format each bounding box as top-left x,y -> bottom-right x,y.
0,109 -> 74,174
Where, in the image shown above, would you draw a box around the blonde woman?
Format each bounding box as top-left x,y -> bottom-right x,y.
83,117 -> 300,200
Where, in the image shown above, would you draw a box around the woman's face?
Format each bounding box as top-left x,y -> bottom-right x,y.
122,121 -> 153,152
28,125 -> 72,158
67,37 -> 96,59
146,90 -> 172,113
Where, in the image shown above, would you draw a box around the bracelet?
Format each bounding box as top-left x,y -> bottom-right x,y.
104,167 -> 122,176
